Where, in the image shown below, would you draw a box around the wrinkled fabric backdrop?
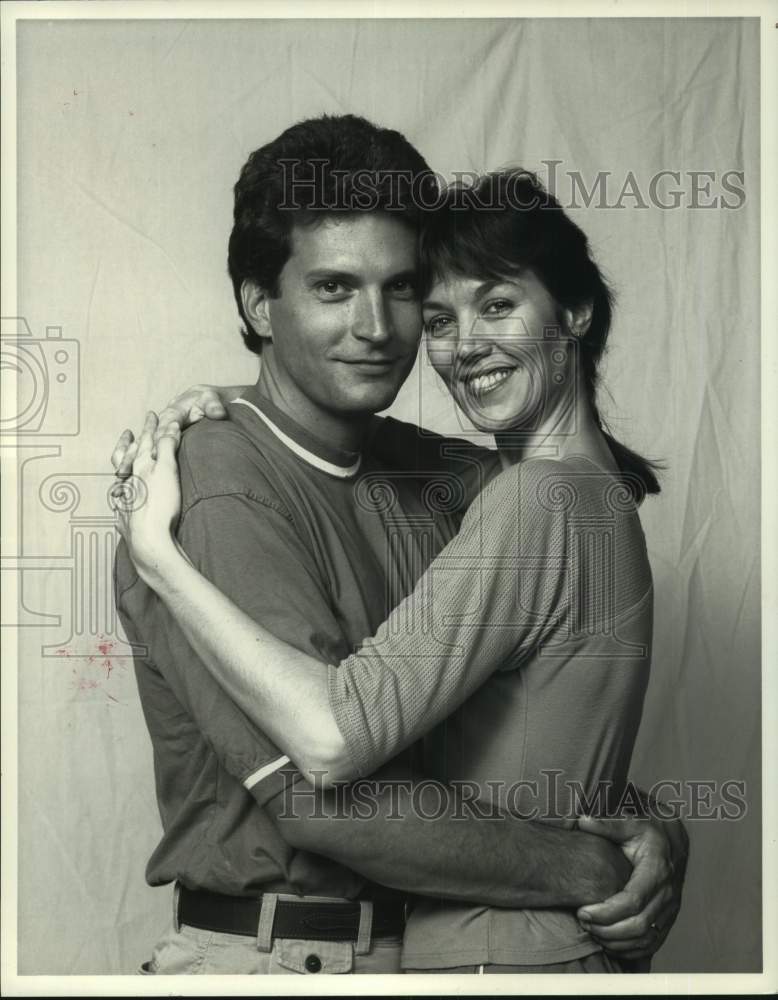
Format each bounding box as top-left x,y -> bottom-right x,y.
14,16 -> 760,975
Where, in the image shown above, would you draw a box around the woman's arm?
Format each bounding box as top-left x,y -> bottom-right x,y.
117,418 -> 568,786
114,413 -> 346,784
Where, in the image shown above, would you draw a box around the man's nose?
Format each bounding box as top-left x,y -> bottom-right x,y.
351,290 -> 393,345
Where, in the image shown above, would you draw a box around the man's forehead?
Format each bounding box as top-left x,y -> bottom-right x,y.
287,213 -> 418,270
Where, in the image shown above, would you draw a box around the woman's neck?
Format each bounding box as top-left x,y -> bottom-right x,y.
494,373 -> 616,473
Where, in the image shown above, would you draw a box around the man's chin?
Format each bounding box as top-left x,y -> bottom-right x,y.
334,381 -> 404,415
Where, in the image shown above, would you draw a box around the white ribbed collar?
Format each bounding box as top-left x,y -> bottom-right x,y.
234,398 -> 362,480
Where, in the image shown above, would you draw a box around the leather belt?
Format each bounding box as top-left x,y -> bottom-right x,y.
177,885 -> 405,942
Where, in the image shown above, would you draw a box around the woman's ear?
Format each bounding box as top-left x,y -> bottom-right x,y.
240,280 -> 273,343
564,301 -> 594,338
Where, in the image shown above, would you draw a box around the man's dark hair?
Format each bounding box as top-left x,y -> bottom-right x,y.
228,114 -> 435,356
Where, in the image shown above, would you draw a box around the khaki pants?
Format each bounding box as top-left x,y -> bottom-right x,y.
407,953 -> 649,973
140,919 -> 402,975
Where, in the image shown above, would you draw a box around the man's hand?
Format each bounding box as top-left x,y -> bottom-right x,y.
576,814 -> 689,961
111,384 -> 246,477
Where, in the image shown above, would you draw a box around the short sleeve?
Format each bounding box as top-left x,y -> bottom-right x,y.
117,483 -> 349,806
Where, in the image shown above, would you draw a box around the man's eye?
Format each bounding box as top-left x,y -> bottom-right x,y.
389,279 -> 417,298
315,280 -> 348,297
424,316 -> 456,337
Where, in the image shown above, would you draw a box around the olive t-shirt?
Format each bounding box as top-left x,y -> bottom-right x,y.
115,384 -> 492,898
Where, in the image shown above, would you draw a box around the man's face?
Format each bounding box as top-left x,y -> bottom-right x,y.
263,214 -> 421,419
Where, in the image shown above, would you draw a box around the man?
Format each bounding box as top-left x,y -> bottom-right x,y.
114,113 -> 686,975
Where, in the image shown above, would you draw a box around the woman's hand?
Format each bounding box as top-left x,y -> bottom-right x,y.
112,412 -> 184,585
111,383 -> 247,477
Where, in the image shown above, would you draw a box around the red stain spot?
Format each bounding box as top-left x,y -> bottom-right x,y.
72,676 -> 100,692
97,641 -> 115,657
55,648 -> 71,657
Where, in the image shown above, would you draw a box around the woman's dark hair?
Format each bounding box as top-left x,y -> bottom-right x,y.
228,114 -> 435,356
419,169 -> 662,499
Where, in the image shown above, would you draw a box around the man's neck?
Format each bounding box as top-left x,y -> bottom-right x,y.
256,358 -> 370,453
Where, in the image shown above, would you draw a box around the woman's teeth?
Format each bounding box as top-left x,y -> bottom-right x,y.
468,368 -> 514,395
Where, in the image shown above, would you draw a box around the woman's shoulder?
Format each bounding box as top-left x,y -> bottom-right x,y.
464,454 -> 643,532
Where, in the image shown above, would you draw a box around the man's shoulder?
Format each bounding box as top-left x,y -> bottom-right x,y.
177,416 -> 287,512
371,415 -> 499,473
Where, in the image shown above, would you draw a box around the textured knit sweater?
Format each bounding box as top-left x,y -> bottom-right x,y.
328,455 -> 653,967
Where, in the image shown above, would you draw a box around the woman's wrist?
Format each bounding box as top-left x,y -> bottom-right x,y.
133,534 -> 186,592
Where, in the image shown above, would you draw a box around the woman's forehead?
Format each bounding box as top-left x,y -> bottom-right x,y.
423,269 -> 536,307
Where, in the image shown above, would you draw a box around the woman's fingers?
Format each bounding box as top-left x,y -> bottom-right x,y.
136,411 -> 159,463
155,385 -> 227,440
155,424 -> 182,466
111,429 -> 134,473
115,439 -> 139,478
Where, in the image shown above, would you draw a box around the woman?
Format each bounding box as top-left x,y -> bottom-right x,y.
114,170 -> 661,972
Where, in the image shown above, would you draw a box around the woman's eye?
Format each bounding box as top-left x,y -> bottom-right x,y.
483,298 -> 513,316
424,316 -> 456,337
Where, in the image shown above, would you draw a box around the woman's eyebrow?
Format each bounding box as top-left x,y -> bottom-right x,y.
423,277 -> 519,311
473,278 -> 520,299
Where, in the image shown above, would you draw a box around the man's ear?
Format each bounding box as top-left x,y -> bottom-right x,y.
240,280 -> 273,343
563,301 -> 594,338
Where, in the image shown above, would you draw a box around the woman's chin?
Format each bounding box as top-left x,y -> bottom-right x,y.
458,387 -> 541,432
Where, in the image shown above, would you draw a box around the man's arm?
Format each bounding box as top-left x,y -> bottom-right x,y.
270,764 -> 633,909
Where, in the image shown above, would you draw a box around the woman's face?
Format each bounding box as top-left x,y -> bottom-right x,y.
423,268 -> 578,433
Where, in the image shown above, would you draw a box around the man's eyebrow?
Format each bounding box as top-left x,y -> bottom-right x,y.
305,268 -> 420,286
305,269 -> 361,283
